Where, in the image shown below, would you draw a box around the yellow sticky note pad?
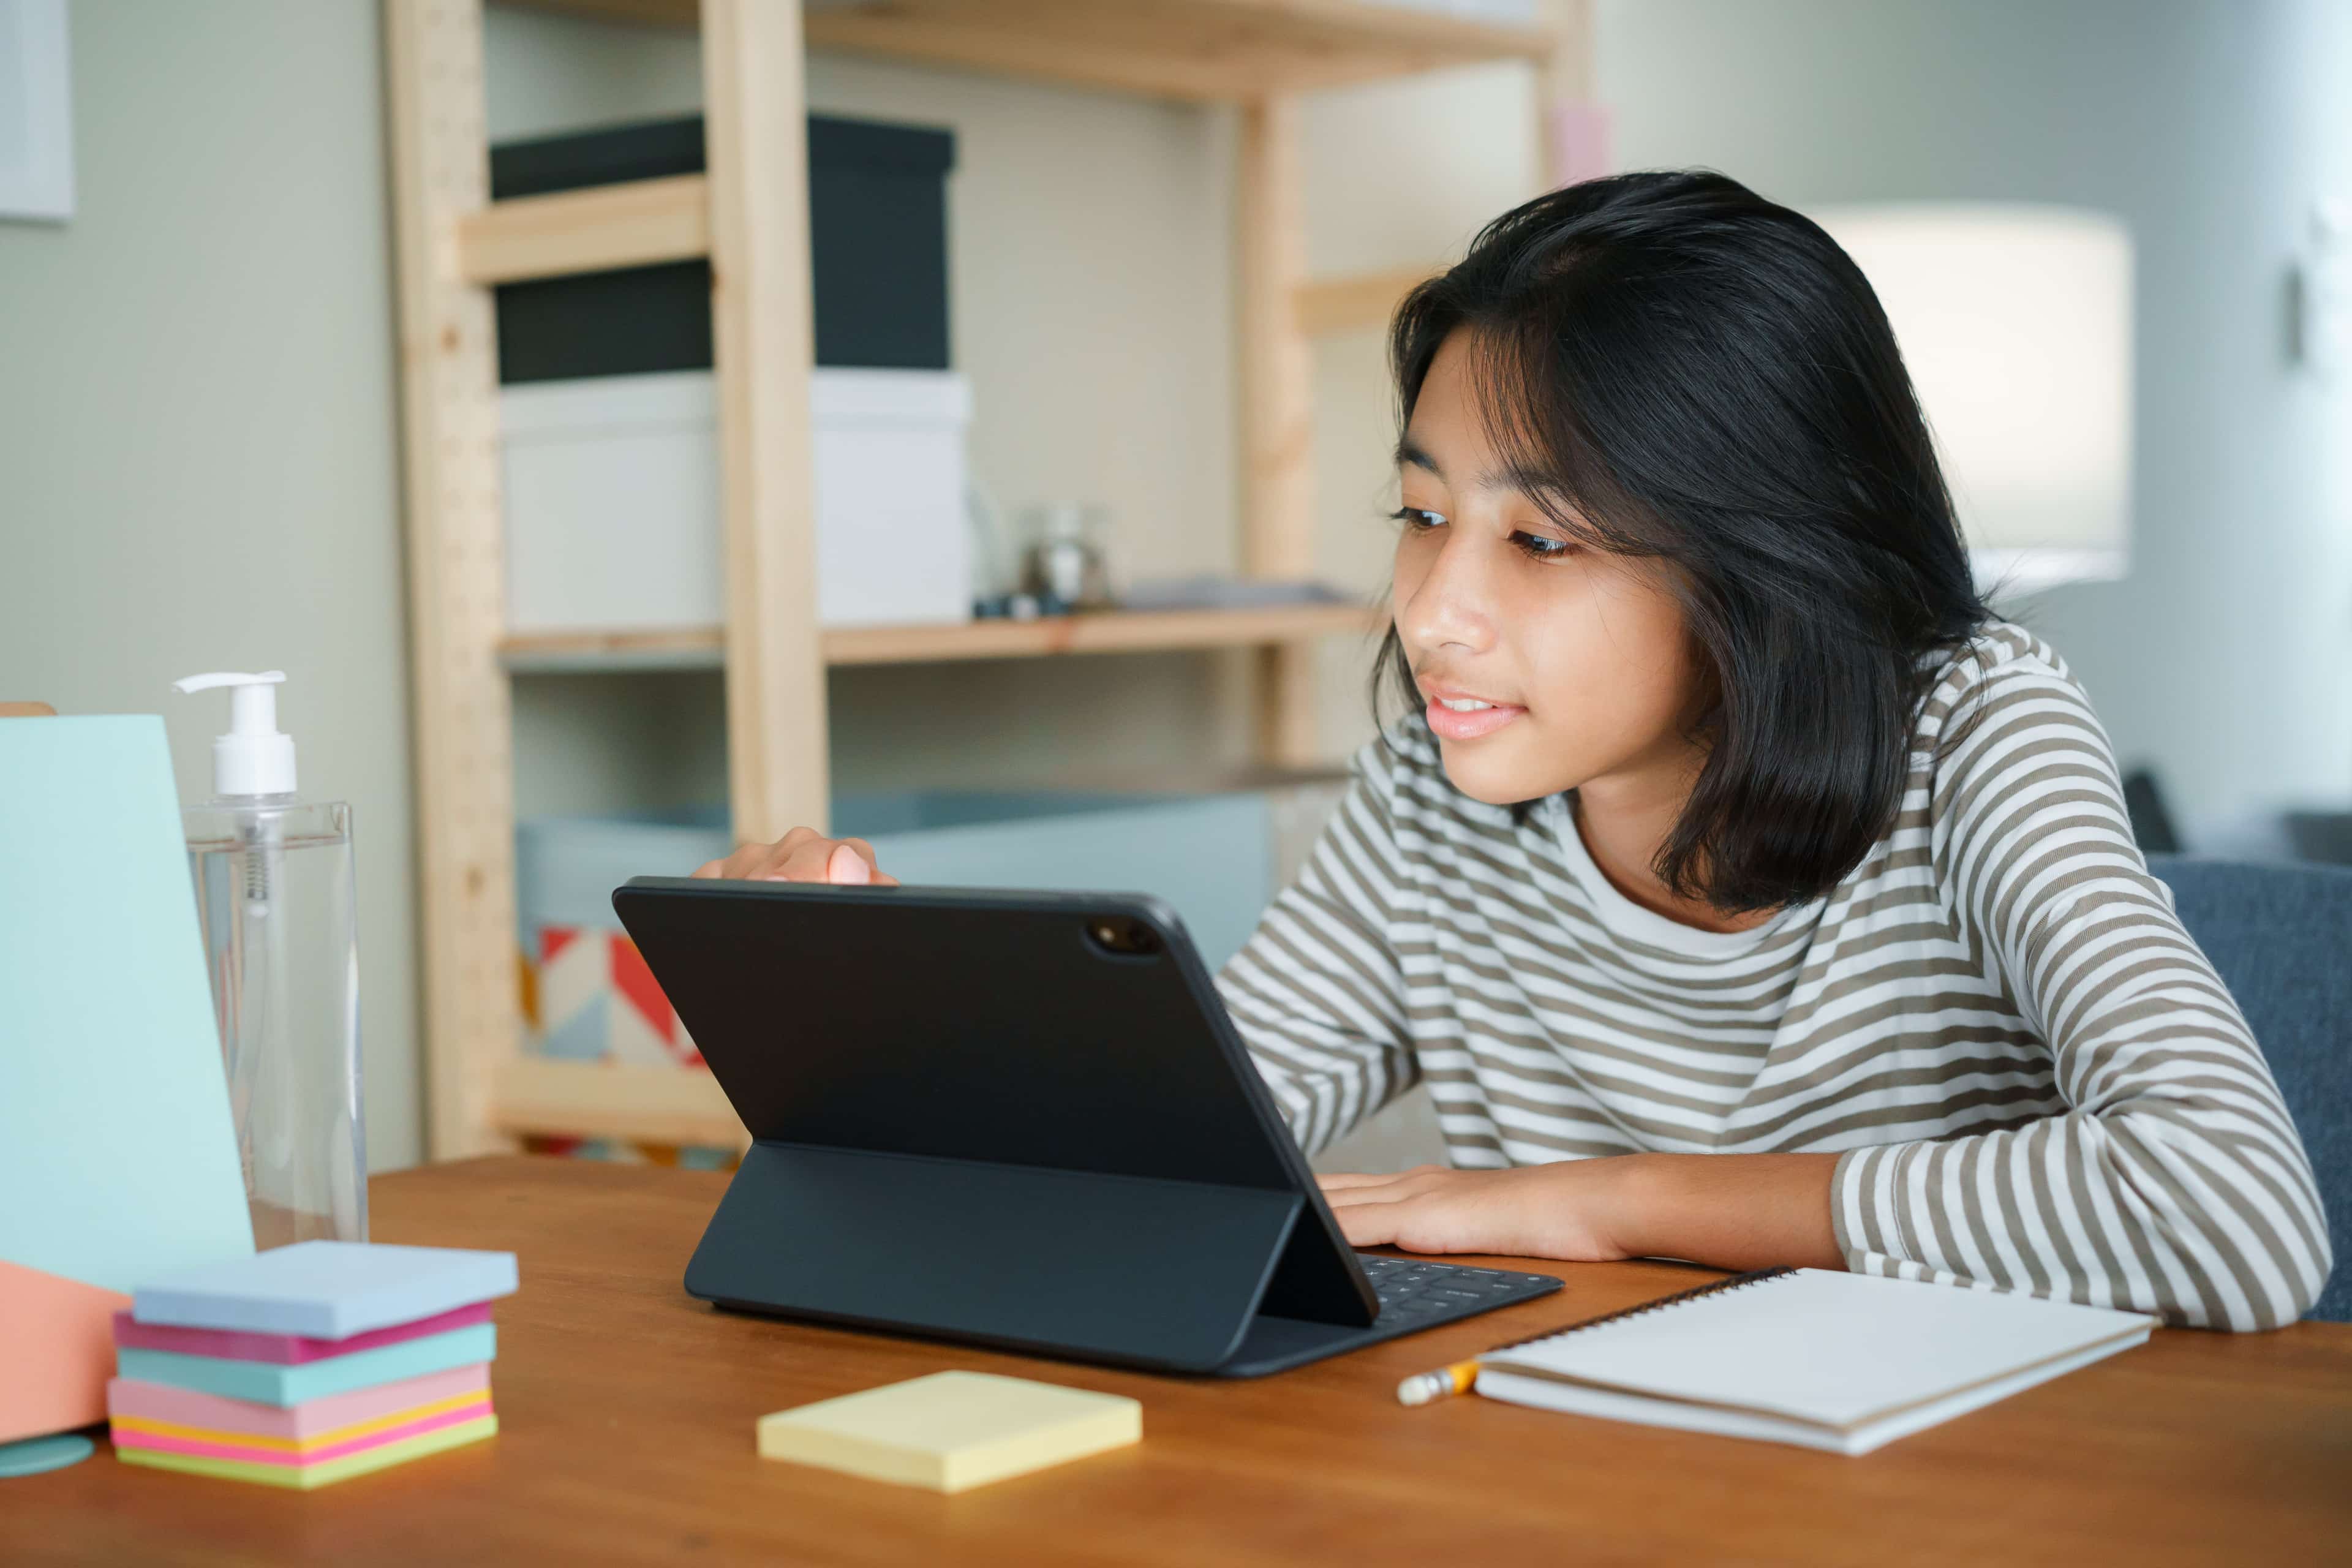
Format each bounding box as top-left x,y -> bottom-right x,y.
755,1371 -> 1140,1494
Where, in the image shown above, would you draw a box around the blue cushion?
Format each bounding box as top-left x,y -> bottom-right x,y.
2146,856 -> 2351,1322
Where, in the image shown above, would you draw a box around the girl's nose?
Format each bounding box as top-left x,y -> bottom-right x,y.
1401,532 -> 1498,657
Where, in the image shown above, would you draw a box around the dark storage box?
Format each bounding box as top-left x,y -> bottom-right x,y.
489,115 -> 954,382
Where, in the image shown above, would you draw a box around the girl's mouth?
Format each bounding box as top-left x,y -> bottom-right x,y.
1425,693 -> 1527,741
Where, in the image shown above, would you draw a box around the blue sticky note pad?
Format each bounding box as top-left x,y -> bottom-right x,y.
134,1241 -> 519,1338
116,1324 -> 498,1406
0,717 -> 253,1295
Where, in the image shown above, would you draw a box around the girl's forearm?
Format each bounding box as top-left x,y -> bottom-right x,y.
1600,1152 -> 1845,1272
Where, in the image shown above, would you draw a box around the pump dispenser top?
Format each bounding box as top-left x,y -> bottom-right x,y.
172,671 -> 296,797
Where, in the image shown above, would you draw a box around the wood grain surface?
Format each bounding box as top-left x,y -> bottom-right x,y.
4,1156 -> 2346,1566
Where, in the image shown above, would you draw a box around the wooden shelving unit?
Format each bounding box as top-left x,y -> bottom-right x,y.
386,0 -> 1589,1159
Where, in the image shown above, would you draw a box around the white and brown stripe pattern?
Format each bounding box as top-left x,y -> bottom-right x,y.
1217,622 -> 2331,1329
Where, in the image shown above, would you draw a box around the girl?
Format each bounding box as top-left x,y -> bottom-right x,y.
699,172 -> 2328,1331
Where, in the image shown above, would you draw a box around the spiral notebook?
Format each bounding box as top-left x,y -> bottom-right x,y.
1473,1268 -> 2153,1455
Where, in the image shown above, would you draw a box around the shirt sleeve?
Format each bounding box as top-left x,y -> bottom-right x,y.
1831,655 -> 2333,1330
1215,736 -> 1419,1156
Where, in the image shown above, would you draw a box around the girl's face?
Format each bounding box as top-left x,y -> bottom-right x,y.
1392,331 -> 1708,809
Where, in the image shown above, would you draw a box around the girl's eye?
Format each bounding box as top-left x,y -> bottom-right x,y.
1392,508 -> 1574,560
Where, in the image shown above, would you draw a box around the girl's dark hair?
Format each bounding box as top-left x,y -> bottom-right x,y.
1377,170 -> 1990,915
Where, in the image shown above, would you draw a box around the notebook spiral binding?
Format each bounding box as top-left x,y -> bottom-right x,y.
1490,1267 -> 1797,1354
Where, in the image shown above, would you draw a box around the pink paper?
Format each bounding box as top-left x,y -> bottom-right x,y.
1548,102 -> 1614,187
106,1362 -> 491,1441
111,1400 -> 493,1468
111,1300 -> 493,1364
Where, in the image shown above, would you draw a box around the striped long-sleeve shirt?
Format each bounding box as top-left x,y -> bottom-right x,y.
1215,622 -> 2331,1330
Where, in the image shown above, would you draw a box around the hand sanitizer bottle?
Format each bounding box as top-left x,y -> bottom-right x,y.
174,671 -> 366,1247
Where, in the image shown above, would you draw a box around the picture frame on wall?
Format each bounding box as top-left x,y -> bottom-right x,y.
0,0 -> 74,224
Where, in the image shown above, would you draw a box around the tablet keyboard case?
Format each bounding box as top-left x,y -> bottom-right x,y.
612,879 -> 1387,1375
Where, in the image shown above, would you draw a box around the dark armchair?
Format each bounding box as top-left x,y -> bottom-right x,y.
2147,855 -> 2351,1322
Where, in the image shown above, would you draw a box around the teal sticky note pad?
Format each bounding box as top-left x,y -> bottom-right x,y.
116,1324 -> 498,1406
0,717 -> 254,1294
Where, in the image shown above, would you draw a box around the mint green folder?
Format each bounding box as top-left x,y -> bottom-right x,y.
115,1324 -> 499,1406
0,717 -> 253,1295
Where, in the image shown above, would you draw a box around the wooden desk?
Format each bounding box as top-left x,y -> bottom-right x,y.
6,1157 -> 2348,1565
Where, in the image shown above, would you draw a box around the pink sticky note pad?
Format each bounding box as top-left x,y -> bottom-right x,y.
107,1362 -> 492,1442
111,1300 -> 492,1364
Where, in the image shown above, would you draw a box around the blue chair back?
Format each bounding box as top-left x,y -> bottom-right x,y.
2146,856 -> 2350,1322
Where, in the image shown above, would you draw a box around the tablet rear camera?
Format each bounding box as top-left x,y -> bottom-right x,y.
1086,915 -> 1161,957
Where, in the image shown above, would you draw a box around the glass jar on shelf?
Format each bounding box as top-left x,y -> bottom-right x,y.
1017,502 -> 1116,612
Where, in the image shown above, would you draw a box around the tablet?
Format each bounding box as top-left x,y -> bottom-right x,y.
611,876 -> 1558,1376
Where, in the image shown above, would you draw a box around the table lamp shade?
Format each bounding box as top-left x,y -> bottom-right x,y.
1811,203 -> 2134,596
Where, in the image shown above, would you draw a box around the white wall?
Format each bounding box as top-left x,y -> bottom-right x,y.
0,1 -> 421,1168
1593,0 -> 2352,835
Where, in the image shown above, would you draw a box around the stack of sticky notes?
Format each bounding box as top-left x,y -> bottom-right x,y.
107,1242 -> 518,1489
756,1371 -> 1140,1494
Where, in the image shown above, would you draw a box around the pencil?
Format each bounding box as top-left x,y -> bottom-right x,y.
1395,1359 -> 1481,1406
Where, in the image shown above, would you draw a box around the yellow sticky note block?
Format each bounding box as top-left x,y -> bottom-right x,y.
755,1371 -> 1140,1494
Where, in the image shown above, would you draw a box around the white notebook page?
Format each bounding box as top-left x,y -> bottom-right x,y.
1481,1269 -> 2152,1433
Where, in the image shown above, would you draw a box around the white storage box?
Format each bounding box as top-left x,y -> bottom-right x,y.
500,368 -> 972,631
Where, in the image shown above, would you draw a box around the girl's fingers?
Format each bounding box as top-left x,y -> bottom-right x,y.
1316,1171 -> 1398,1191
1321,1184 -> 1411,1208
691,829 -> 899,887
1330,1201 -> 1405,1246
759,839 -> 840,882
696,827 -> 808,880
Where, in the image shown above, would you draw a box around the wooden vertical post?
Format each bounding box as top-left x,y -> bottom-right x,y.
1237,94 -> 1321,769
701,0 -> 829,846
383,0 -> 520,1159
1541,0 -> 1596,101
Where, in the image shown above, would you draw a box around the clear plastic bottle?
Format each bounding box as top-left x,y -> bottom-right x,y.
175,672 -> 366,1248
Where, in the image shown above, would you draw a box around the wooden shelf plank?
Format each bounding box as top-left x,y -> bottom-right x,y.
497,602 -> 1381,673
492,1058 -> 748,1150
827,601 -> 1380,664
497,0 -> 1550,101
458,174 -> 709,285
1295,265 -> 1437,336
497,627 -> 726,674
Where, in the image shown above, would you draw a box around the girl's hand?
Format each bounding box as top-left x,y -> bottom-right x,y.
690,826 -> 900,886
1316,1161 -> 1633,1261
1320,1153 -> 1845,1271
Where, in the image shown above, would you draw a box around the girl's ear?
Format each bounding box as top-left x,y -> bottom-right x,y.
1679,626 -> 1724,739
